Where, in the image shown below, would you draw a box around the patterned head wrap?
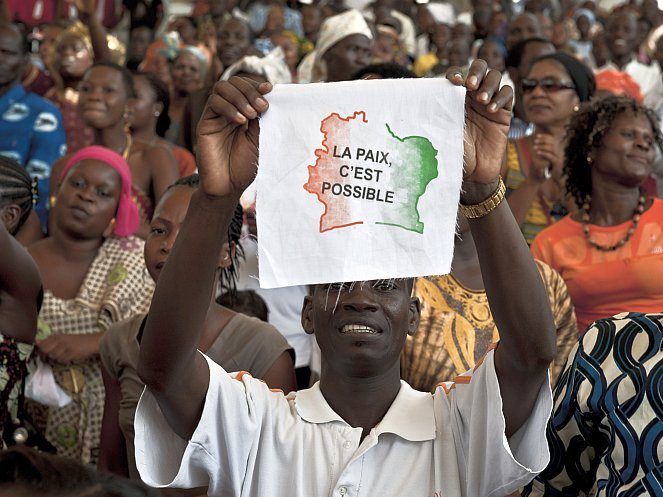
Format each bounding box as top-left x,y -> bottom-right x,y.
60,146 -> 139,237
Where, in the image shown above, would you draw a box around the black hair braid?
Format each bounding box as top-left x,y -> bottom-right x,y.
0,156 -> 34,234
564,95 -> 663,207
167,174 -> 245,296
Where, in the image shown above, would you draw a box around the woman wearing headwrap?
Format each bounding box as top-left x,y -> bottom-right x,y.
221,46 -> 292,84
44,2 -> 125,154
27,146 -> 154,465
569,8 -> 595,62
297,9 -> 373,83
503,52 -> 596,245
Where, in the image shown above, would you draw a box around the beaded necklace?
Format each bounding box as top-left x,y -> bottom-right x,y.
581,194 -> 646,252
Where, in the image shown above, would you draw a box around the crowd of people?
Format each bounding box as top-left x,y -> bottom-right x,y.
0,0 -> 661,496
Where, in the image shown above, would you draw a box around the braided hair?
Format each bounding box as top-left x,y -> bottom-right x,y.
564,95 -> 663,207
166,174 -> 245,297
0,156 -> 35,234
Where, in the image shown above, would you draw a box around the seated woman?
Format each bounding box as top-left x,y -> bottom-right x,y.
98,175 -> 297,490
27,146 -> 154,464
503,52 -> 595,245
401,211 -> 578,392
531,95 -> 663,333
49,63 -> 180,238
0,157 -> 42,448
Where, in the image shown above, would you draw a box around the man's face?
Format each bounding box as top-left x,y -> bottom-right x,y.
606,13 -> 637,58
217,19 -> 251,68
0,26 -> 26,88
505,13 -> 542,50
302,280 -> 420,378
129,26 -> 153,61
323,34 -> 373,82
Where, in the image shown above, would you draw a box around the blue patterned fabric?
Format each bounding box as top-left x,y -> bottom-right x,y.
523,312 -> 663,496
0,85 -> 66,229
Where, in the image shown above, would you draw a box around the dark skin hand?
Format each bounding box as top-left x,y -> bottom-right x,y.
138,61 -> 556,441
0,220 -> 41,344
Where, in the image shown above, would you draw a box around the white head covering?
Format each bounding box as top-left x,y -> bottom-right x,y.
424,2 -> 456,25
221,47 -> 292,84
304,9 -> 373,83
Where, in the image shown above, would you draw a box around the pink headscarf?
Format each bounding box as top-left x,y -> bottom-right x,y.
60,146 -> 140,237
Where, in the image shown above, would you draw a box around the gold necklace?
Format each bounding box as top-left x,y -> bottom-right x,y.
581,194 -> 646,252
122,133 -> 132,160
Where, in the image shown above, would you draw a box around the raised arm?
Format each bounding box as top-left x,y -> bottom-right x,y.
137,77 -> 271,440
447,60 -> 556,438
0,221 -> 41,344
70,0 -> 112,62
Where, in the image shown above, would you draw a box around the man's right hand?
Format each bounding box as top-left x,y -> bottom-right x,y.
196,77 -> 272,198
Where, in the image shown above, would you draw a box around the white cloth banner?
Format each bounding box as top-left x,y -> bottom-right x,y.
257,78 -> 465,288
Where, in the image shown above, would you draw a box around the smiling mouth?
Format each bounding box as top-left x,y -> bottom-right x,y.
341,324 -> 381,334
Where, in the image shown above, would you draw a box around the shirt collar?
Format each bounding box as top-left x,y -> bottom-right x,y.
0,84 -> 26,104
294,380 -> 436,442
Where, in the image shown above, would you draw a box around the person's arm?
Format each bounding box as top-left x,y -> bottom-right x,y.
27,105 -> 66,229
0,221 -> 41,344
137,77 -> 270,440
98,365 -> 130,477
261,351 -> 297,393
505,134 -> 561,227
37,331 -> 104,363
69,0 -> 112,62
447,60 -> 556,438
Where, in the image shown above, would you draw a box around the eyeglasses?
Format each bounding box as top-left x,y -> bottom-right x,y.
521,78 -> 576,93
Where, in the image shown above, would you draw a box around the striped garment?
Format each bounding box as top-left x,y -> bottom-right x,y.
504,138 -> 568,246
524,312 -> 663,496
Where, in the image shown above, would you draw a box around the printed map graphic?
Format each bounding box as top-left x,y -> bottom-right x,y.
304,111 -> 438,234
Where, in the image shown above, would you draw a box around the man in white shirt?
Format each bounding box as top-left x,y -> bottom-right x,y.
596,11 -> 660,102
134,61 -> 556,497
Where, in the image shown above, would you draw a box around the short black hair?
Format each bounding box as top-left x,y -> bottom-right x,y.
0,446 -> 159,496
0,156 -> 34,234
352,62 -> 417,80
564,95 -> 663,206
505,37 -> 551,69
218,290 -> 269,321
87,61 -> 136,98
166,174 -> 245,297
0,21 -> 29,54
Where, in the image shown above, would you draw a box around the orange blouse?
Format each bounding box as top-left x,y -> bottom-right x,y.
531,198 -> 663,333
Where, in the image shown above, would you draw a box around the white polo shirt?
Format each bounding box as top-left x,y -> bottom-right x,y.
134,350 -> 552,497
